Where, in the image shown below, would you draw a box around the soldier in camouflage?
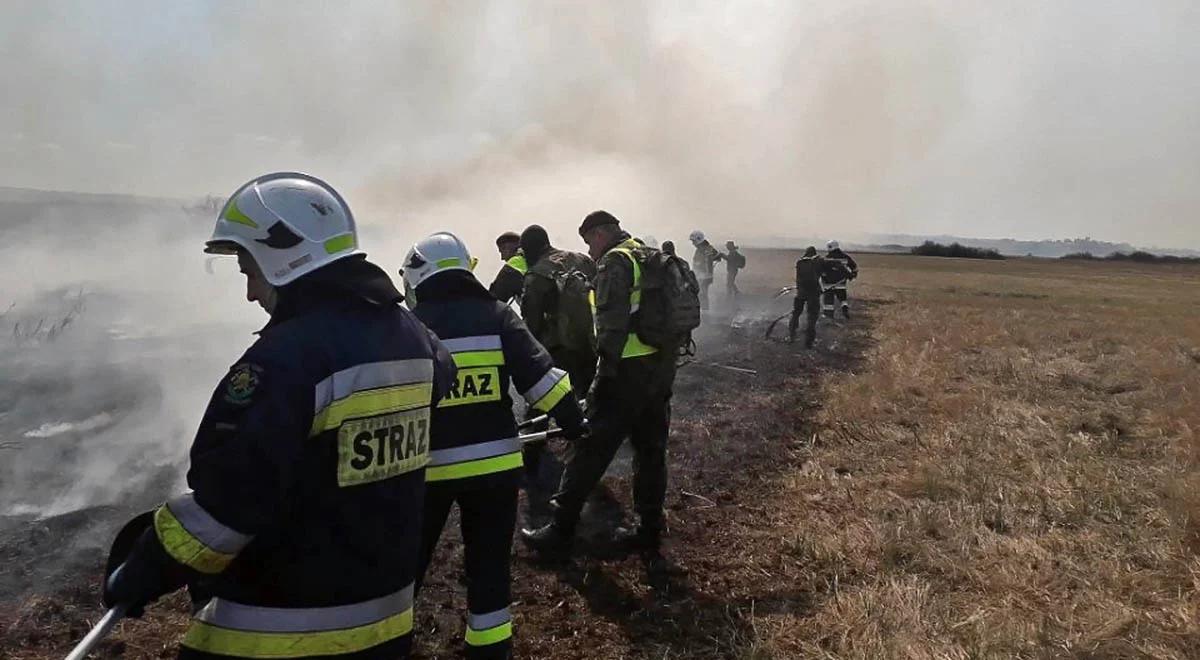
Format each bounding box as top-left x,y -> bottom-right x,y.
521,211 -> 677,563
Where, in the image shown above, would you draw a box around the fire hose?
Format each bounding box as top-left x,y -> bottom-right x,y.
765,283 -> 844,339
64,604 -> 126,660
517,399 -> 587,431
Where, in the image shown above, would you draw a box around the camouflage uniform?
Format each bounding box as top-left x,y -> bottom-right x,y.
520,247 -> 597,486
549,231 -> 676,545
521,247 -> 598,397
789,254 -> 824,347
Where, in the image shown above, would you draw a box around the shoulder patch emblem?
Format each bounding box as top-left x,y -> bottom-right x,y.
224,363 -> 262,406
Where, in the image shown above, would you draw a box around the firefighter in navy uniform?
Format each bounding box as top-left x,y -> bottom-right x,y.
823,240 -> 859,319
101,172 -> 456,660
488,231 -> 527,303
522,211 -> 677,563
403,232 -> 586,659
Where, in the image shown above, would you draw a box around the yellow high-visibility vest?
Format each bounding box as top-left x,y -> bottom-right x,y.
591,238 -> 657,359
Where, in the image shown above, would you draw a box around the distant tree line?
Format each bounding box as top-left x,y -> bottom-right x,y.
911,241 -> 1005,260
1061,251 -> 1200,264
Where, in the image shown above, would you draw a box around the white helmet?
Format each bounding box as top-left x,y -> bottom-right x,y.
689,230 -> 705,244
641,234 -> 659,248
401,232 -> 477,292
206,172 -> 361,286
827,240 -> 840,251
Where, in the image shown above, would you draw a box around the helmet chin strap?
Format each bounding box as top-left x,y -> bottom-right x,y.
262,286 -> 279,315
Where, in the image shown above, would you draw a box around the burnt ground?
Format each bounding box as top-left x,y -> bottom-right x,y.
0,292 -> 876,659
416,295 -> 875,658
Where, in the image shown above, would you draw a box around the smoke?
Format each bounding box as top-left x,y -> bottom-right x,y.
1,1 -> 1199,515
0,200 -> 258,516
1,1 -> 1197,252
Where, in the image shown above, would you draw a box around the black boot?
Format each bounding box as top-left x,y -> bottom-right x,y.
841,305 -> 851,319
611,524 -> 661,553
519,522 -> 573,560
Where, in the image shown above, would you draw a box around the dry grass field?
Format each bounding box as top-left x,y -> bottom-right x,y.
4,249 -> 1199,659
733,251 -> 1200,658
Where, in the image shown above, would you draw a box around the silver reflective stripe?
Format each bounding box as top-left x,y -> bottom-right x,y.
167,492 -> 253,554
314,359 -> 434,414
467,607 -> 512,631
440,335 -> 502,353
630,302 -> 640,313
522,368 -> 567,405
194,583 -> 415,633
428,437 -> 522,467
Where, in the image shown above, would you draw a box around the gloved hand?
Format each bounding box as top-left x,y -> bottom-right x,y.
103,527 -> 186,617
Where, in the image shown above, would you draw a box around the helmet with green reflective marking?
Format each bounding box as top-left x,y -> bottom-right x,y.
401,231 -> 478,292
206,172 -> 361,286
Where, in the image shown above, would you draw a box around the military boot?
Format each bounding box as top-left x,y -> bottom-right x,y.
611,524 -> 661,553
519,522 -> 573,560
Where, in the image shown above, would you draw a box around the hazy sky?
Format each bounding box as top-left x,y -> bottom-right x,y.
1,1 -> 1198,248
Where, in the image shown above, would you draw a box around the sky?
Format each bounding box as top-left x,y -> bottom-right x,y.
1,0 -> 1198,249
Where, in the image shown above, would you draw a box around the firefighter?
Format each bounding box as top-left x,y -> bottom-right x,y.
403,232 -> 586,659
823,240 -> 858,319
723,240 -> 746,304
488,231 -> 526,303
688,230 -> 722,311
101,172 -> 456,659
522,211 -> 677,564
518,224 -> 596,486
789,246 -> 823,348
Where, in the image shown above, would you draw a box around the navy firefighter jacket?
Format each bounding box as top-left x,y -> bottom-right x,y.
411,270 -> 585,491
148,255 -> 455,659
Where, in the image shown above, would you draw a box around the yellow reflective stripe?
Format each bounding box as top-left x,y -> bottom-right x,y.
310,383 -> 432,436
183,609 -> 412,658
323,233 -> 355,254
426,452 -> 522,482
622,333 -> 658,358
465,621 -> 513,647
154,506 -> 235,575
531,373 -> 572,413
452,350 -> 505,368
222,200 -> 259,229
506,254 -> 528,274
607,243 -> 656,358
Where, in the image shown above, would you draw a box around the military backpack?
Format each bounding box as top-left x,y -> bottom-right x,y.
636,249 -> 701,352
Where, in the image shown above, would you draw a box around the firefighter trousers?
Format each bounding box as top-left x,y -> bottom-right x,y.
551,355 -> 674,539
823,286 -> 849,318
416,482 -> 517,659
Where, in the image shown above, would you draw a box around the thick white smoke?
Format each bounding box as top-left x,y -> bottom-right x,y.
1,1 -> 1199,516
